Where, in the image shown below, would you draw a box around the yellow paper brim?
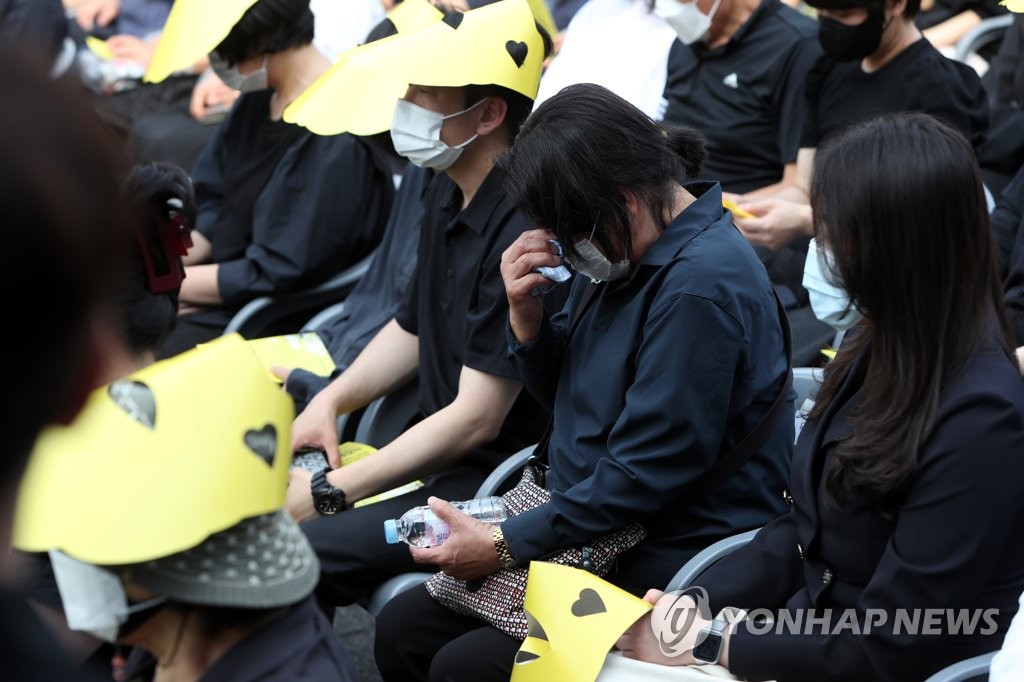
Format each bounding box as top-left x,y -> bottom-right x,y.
285,0 -> 545,136
145,0 -> 258,83
13,335 -> 293,565
512,562 -> 653,682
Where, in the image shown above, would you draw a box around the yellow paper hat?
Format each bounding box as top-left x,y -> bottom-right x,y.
1002,0 -> 1022,11
512,562 -> 653,682
284,0 -> 547,136
145,0 -> 259,83
13,335 -> 294,565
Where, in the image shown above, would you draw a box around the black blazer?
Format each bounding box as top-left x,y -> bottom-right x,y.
696,342 -> 1024,681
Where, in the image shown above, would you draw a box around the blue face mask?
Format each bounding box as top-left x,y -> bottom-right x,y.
802,239 -> 862,331
566,221 -> 631,283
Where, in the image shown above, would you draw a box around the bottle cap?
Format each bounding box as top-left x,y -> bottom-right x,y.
383,519 -> 399,544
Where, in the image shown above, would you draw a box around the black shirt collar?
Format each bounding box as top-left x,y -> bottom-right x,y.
441,167 -> 507,235
640,181 -> 725,267
692,0 -> 773,57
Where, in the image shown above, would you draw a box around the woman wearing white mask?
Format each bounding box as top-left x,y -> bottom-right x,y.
159,0 -> 395,357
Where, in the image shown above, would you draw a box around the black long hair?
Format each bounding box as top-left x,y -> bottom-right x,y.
497,83 -> 706,263
809,112 -> 1015,509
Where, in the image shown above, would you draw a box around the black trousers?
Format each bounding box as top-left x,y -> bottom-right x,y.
300,465 -> 487,607
375,584 -> 520,682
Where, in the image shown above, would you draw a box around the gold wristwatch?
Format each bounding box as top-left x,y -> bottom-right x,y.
493,526 -> 517,569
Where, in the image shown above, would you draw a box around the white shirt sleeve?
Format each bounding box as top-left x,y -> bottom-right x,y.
990,591 -> 1024,681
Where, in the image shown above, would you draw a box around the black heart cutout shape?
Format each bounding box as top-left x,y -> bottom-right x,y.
244,424 -> 277,466
570,588 -> 607,617
108,380 -> 156,430
515,651 -> 541,664
505,40 -> 528,69
442,12 -> 464,29
526,611 -> 549,641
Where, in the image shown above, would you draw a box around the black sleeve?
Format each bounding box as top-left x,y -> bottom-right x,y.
728,391 -> 1024,682
993,166 -> 1024,345
917,59 -> 990,153
216,134 -> 386,307
798,56 -> 833,150
461,211 -> 533,380
775,36 -> 823,164
190,111 -> 233,242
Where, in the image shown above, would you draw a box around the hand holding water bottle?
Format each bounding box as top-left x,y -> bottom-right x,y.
400,496 -> 507,581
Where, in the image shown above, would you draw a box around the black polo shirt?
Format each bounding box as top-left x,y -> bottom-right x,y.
801,38 -> 988,151
394,168 -> 553,469
662,0 -> 821,194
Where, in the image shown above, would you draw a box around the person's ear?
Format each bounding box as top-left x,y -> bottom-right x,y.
475,97 -> 509,137
620,189 -> 643,226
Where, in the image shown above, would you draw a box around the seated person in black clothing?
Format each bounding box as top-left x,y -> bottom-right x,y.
155,0 -> 394,357
729,0 -> 987,363
283,164 -> 432,412
660,0 -> 822,197
13,341 -> 356,682
0,44 -> 131,681
978,14 -> 1024,196
275,1 -> 559,608
615,113 -> 1024,682
732,0 -> 987,251
992,164 -> 1024,346
375,82 -> 793,682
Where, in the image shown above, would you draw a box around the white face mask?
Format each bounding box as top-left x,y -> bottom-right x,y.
49,551 -> 167,644
802,238 -> 862,331
390,97 -> 486,171
209,53 -> 268,93
654,0 -> 723,45
567,222 -> 631,283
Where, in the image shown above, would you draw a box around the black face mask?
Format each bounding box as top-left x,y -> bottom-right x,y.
817,5 -> 887,62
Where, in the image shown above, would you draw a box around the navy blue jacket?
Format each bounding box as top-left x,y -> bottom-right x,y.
502,183 -> 793,592
697,340 -> 1024,681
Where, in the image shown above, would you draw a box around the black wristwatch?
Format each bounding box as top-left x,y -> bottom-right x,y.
692,619 -> 729,664
311,467 -> 347,515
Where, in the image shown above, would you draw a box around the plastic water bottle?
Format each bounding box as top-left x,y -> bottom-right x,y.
383,497 -> 508,547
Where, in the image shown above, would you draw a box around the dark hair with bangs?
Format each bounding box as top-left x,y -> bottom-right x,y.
496,83 -> 706,264
809,112 -> 1014,510
214,0 -> 314,66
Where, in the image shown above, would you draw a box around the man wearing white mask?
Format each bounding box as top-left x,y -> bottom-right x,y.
279,1 -> 562,609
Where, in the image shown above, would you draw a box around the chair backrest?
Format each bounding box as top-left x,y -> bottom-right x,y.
792,367 -> 824,410
665,528 -> 760,592
923,651 -> 997,682
953,14 -> 1013,63
302,301 -> 348,334
475,445 -> 537,498
354,380 -> 420,448
223,251 -> 375,339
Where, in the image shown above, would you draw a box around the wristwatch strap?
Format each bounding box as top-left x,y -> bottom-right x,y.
493,526 -> 517,569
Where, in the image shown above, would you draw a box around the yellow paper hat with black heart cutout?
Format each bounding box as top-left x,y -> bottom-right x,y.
13,334 -> 294,566
145,0 -> 259,83
284,0 -> 547,136
512,562 -> 654,682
